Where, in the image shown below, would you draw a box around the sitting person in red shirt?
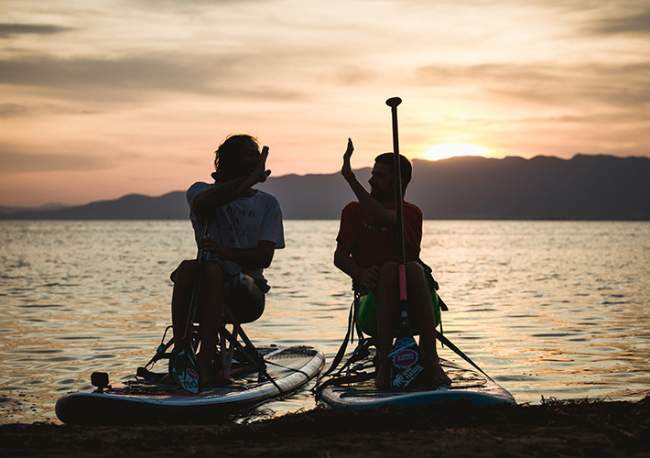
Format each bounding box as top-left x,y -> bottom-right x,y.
334,138 -> 450,388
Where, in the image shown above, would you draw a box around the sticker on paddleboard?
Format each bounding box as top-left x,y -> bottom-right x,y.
170,346 -> 201,394
388,337 -> 425,390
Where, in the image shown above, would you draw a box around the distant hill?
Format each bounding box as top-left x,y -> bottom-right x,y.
407,154 -> 650,220
0,202 -> 68,215
1,155 -> 648,220
0,192 -> 189,220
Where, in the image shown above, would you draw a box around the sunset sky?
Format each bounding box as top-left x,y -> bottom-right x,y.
1,0 -> 648,207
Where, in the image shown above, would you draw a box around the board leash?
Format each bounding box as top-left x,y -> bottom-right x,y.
318,294 -> 361,380
436,333 -> 494,382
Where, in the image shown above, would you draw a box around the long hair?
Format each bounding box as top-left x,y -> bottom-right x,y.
211,134 -> 259,182
374,152 -> 413,195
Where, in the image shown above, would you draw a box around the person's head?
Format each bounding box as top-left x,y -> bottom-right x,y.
369,152 -> 413,202
212,134 -> 260,182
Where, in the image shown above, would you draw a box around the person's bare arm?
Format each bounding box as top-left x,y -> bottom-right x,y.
192,147 -> 271,221
334,241 -> 380,290
341,139 -> 396,226
200,239 -> 276,269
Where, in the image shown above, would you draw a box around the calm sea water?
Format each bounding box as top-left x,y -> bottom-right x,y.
1,220 -> 648,424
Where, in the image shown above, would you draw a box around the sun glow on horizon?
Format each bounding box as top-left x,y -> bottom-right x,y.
418,143 -> 495,161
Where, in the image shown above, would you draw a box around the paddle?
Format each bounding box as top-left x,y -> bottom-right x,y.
169,220 -> 210,393
385,96 -> 426,390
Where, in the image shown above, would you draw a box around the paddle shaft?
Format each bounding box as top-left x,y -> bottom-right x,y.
386,97 -> 409,314
386,98 -> 429,389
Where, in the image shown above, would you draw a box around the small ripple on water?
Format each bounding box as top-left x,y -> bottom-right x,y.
19,304 -> 65,308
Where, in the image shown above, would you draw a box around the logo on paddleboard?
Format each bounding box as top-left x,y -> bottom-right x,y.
392,349 -> 418,368
186,368 -> 199,381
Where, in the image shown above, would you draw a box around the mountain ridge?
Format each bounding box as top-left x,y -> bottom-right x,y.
1,154 -> 648,220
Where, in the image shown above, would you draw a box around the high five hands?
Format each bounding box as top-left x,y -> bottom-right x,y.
341,138 -> 355,182
255,146 -> 271,184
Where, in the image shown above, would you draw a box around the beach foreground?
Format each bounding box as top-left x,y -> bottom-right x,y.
2,398 -> 648,457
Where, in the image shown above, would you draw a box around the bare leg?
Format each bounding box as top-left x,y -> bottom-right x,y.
406,262 -> 450,386
171,260 -> 197,344
375,261 -> 399,388
170,260 -> 225,381
197,262 -> 225,381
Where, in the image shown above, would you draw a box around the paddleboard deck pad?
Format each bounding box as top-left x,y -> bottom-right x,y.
56,345 -> 325,424
318,358 -> 515,409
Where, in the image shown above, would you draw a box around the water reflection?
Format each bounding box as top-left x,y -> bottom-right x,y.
0,220 -> 648,424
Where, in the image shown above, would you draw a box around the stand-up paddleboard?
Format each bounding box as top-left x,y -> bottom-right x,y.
318,356 -> 515,409
56,345 -> 325,425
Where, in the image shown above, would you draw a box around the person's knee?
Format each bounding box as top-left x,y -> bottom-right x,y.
204,262 -> 226,283
406,261 -> 427,286
379,261 -> 399,283
406,261 -> 424,275
173,260 -> 197,283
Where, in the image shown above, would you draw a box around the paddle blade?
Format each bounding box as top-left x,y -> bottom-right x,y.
388,336 -> 425,390
169,344 -> 201,394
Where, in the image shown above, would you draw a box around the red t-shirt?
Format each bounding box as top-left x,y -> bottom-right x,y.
336,201 -> 423,268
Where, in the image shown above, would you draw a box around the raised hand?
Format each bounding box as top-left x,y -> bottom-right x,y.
254,146 -> 271,184
342,138 -> 355,181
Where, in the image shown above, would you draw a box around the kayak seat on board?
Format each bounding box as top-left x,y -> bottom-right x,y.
139,301 -> 269,385
352,258 -> 447,337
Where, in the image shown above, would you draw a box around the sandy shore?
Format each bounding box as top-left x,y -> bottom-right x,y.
2,397 -> 648,457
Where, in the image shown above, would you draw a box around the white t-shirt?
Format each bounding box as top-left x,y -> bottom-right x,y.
187,182 -> 285,285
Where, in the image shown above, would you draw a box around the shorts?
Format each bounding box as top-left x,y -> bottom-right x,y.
171,263 -> 265,325
223,272 -> 265,324
356,290 -> 442,337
